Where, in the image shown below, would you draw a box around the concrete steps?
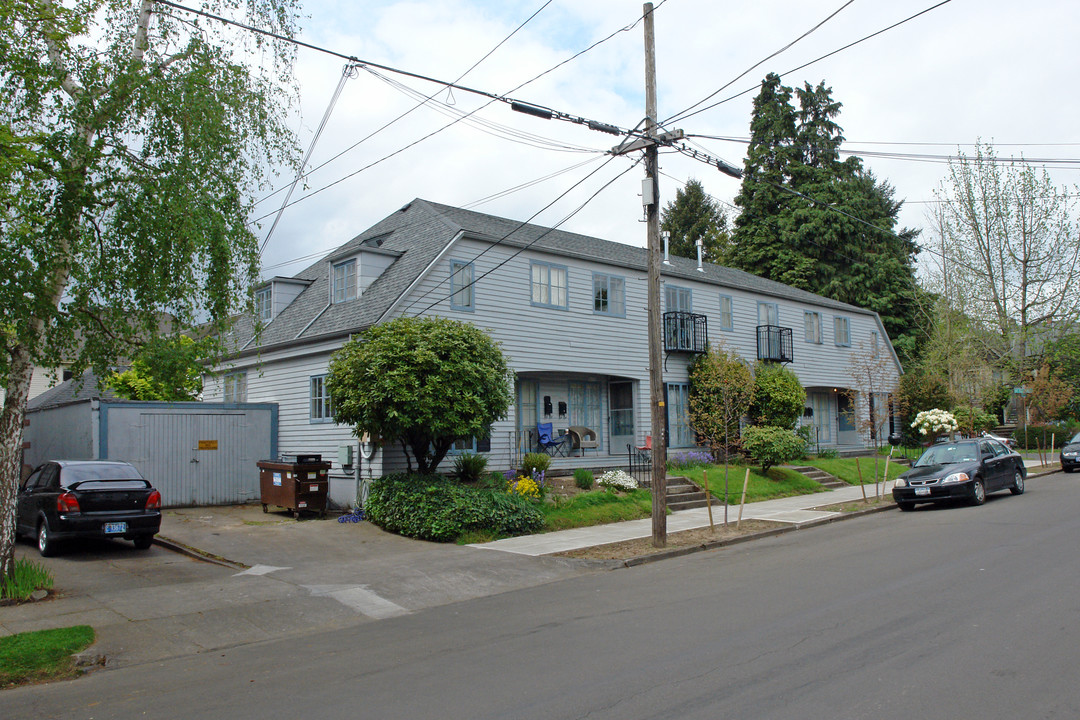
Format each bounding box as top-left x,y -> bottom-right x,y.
788,465 -> 847,489
649,475 -> 720,511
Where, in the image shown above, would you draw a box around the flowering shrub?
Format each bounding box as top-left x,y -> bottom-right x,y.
910,409 -> 958,440
668,450 -> 713,470
598,469 -> 638,492
506,469 -> 545,499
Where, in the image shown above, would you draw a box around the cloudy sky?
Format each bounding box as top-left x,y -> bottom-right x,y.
252,0 -> 1080,279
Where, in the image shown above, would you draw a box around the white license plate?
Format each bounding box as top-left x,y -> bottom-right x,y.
309,484 -> 319,492
914,488 -> 931,497
104,522 -> 128,534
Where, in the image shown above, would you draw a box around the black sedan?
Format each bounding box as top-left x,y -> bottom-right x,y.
1060,432 -> 1080,473
893,438 -> 1026,511
16,460 -> 162,556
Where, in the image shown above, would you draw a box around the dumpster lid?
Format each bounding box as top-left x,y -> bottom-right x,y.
279,453 -> 322,464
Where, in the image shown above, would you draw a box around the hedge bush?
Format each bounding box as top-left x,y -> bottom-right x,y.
742,425 -> 806,473
364,473 -> 543,542
1014,424 -> 1079,450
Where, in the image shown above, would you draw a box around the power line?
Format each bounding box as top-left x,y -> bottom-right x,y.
667,0 -> 954,125
400,153 -> 633,316
665,0 -> 857,126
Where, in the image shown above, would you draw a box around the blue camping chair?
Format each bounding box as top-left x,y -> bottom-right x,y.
536,422 -> 569,457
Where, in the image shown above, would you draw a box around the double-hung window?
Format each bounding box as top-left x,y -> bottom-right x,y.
450,260 -> 474,311
718,295 -> 733,331
531,261 -> 568,309
310,375 -> 333,422
804,311 -> 822,343
223,372 -> 247,403
255,287 -> 272,321
834,316 -> 851,346
332,259 -> 357,304
757,301 -> 779,327
593,273 -> 625,316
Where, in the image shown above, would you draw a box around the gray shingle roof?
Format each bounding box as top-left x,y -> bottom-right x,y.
231,198 -> 877,357
27,371 -> 120,411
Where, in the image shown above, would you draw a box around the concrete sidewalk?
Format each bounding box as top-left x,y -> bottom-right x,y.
471,456 -> 1062,556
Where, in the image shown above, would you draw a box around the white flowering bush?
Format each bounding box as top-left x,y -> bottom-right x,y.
597,469 -> 638,492
910,409 -> 958,440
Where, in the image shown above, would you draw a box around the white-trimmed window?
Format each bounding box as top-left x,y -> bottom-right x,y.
223,372 -> 247,403
593,273 -> 625,316
310,375 -> 333,422
450,260 -> 474,311
834,316 -> 851,346
871,330 -> 880,355
332,259 -> 357,304
804,311 -> 822,344
531,261 -> 568,309
718,295 -> 733,331
255,287 -> 272,321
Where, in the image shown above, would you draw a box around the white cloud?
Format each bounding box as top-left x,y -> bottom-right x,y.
256,0 -> 1080,277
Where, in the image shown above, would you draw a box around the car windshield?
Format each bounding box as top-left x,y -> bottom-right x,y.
1070,432 -> 1080,445
914,443 -> 979,467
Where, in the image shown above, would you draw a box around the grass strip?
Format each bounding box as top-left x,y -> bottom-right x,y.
800,457 -> 907,486
540,489 -> 653,531
0,625 -> 96,688
677,465 -> 824,503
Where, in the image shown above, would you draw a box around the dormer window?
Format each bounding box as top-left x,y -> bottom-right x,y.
255,286 -> 272,321
333,259 -> 357,304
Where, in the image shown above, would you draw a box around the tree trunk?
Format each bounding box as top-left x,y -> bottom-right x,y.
1,345 -> 34,580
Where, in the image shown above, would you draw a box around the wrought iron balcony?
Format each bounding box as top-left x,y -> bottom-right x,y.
757,325 -> 793,363
663,312 -> 708,353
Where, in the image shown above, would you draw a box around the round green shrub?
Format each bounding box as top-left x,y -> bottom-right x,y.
748,363 -> 806,431
521,452 -> 551,476
742,425 -> 806,473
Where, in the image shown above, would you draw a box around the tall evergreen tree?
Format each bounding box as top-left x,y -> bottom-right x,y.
660,179 -> 731,263
730,74 -> 920,356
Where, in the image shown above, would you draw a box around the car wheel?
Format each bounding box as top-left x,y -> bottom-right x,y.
1011,470 -> 1025,495
897,501 -> 915,512
971,478 -> 986,506
37,519 -> 58,557
133,536 -> 153,550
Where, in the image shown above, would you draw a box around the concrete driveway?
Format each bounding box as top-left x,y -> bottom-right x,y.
3,505 -> 601,669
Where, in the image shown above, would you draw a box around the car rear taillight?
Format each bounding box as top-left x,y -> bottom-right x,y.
145,490 -> 161,511
57,492 -> 81,513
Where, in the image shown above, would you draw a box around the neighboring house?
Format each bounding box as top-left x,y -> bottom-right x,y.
205,199 -> 903,506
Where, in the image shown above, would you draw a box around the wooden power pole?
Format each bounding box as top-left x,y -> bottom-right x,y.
643,2 -> 666,547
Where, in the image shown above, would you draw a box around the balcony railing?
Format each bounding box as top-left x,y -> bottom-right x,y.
757,325 -> 793,363
663,312 -> 708,353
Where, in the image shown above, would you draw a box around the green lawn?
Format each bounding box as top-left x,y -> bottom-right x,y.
0,625 -> 95,688
540,489 -> 654,531
800,456 -> 908,485
677,465 -> 825,503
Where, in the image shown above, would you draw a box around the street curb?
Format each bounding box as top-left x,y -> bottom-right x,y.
617,468 -> 1063,568
153,535 -> 250,571
619,507 -> 891,568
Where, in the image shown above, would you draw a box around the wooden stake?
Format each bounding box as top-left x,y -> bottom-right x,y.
736,467 -> 750,529
856,457 -> 867,503
703,469 -> 714,531
883,452 -> 892,496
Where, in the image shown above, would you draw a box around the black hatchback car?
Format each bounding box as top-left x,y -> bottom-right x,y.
892,438 -> 1026,511
16,460 -> 162,556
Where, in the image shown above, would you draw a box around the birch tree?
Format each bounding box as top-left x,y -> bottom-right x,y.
0,0 -> 299,580
930,142 -> 1080,380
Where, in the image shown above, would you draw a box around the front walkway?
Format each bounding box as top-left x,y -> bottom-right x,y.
472,456 -> 1061,557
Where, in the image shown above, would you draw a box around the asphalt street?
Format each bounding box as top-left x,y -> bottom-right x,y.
7,470 -> 1080,719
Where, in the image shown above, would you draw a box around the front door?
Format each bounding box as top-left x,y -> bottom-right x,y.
836,392 -> 858,446
609,381 -> 634,456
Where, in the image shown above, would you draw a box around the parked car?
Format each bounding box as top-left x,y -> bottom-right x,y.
1061,432 -> 1080,473
892,438 -> 1026,511
981,430 -> 1017,450
15,460 -> 162,556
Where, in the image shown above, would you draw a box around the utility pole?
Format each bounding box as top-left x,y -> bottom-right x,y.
643,2 -> 666,547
